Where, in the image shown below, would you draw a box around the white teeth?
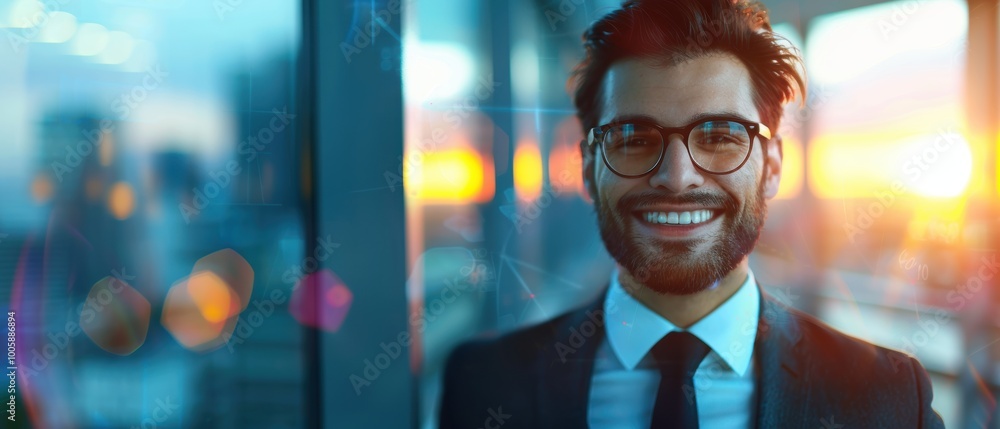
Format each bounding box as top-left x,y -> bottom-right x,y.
641,209 -> 714,225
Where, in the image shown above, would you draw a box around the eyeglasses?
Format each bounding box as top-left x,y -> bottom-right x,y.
587,116 -> 771,177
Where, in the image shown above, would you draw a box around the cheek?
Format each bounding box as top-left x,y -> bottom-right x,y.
740,146 -> 766,182
593,165 -> 634,204
721,165 -> 762,205
593,163 -> 616,198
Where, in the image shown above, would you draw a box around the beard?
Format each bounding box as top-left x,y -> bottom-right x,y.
595,178 -> 767,296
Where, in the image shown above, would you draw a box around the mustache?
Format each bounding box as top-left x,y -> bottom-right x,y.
616,190 -> 739,213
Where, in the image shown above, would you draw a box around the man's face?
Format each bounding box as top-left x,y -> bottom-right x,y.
585,54 -> 782,295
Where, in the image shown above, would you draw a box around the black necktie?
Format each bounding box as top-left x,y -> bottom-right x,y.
649,331 -> 711,429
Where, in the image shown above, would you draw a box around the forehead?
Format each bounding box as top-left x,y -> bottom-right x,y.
599,54 -> 758,127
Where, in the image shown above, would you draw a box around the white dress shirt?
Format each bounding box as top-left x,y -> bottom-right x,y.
588,268 -> 761,428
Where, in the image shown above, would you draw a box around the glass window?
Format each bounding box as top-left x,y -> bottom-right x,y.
0,1 -> 305,427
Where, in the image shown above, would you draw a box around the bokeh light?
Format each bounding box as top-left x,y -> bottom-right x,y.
403,42 -> 474,103
161,271 -> 240,351
404,148 -> 491,204
2,0 -> 45,28
93,31 -> 135,64
513,141 -> 542,201
35,11 -> 76,43
69,23 -> 109,56
107,182 -> 135,220
547,142 -> 584,197
289,269 -> 352,333
188,272 -> 238,323
79,275 -> 151,356
774,136 -> 803,199
31,173 -> 54,203
191,248 -> 254,311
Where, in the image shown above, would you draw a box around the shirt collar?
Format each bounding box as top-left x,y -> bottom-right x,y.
603,267 -> 760,376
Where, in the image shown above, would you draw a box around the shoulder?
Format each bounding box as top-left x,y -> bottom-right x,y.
438,310 -> 579,428
759,296 -> 944,427
784,304 -> 918,377
778,301 -> 941,424
444,310 -> 574,375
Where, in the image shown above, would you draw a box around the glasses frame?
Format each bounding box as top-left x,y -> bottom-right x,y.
586,115 -> 771,177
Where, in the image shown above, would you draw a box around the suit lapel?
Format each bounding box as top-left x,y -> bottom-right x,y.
754,288 -> 813,427
535,292 -> 607,428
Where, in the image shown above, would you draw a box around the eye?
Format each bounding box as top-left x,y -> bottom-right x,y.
703,134 -> 740,145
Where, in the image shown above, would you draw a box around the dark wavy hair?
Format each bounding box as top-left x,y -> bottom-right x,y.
569,0 -> 806,136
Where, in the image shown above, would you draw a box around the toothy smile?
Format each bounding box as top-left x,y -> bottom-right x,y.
640,209 -> 716,225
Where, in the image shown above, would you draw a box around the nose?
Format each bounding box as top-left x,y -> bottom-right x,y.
647,133 -> 705,192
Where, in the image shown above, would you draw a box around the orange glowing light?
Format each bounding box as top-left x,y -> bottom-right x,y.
31,174 -> 54,203
807,130 -> 971,199
547,145 -> 577,184
995,132 -> 1000,198
162,271 -> 240,350
187,271 -> 238,323
107,182 -> 136,219
192,249 -> 254,311
405,148 -> 493,204
907,196 -> 968,235
774,136 -> 803,199
547,142 -> 585,198
514,141 -> 543,201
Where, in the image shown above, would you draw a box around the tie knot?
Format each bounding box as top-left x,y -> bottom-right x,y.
650,331 -> 711,375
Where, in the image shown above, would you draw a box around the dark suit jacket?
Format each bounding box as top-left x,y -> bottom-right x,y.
439,287 -> 946,428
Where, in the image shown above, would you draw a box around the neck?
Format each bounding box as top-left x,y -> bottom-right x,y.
618,259 -> 750,329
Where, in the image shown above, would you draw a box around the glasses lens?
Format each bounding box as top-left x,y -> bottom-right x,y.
602,123 -> 663,175
688,121 -> 752,173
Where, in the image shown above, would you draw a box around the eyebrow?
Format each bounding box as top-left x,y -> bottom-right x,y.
607,111 -> 754,126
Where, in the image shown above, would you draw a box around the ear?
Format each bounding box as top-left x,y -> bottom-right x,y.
762,133 -> 783,199
579,138 -> 598,202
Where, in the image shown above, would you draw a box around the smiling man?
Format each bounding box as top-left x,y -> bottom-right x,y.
439,1 -> 945,428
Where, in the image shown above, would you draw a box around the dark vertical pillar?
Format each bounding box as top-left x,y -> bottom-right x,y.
300,0 -> 320,426
308,0 -> 410,427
